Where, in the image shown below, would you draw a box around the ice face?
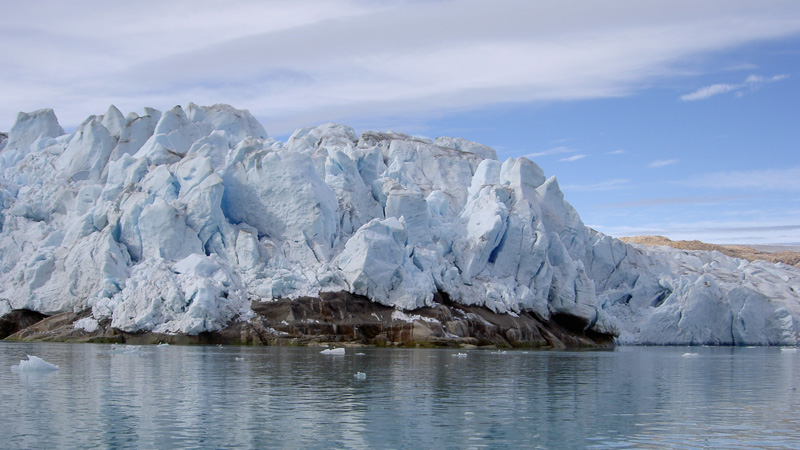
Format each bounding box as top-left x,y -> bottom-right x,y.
1,103 -> 798,344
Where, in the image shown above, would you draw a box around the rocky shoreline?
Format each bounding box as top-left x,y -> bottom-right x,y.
2,291 -> 614,349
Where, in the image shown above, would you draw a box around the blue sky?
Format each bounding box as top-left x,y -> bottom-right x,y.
1,0 -> 799,244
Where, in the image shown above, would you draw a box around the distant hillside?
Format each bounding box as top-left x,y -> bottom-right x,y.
620,235 -> 800,269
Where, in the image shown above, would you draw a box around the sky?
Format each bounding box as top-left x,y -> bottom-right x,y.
1,0 -> 799,245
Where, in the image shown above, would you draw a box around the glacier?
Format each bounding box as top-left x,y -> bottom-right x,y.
1,103 -> 799,345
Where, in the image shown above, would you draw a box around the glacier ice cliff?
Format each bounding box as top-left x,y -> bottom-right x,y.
1,104 -> 798,345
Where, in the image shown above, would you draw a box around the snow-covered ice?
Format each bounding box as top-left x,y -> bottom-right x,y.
11,355 -> 59,372
1,103 -> 799,345
74,317 -> 99,332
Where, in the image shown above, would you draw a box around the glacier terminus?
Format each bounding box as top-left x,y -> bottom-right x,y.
1,104 -> 798,346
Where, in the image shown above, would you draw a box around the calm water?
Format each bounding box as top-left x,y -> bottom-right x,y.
1,342 -> 799,449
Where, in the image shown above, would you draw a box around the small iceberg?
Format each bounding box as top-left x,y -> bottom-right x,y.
453,353 -> 468,358
11,355 -> 59,372
354,371 -> 366,380
109,344 -> 141,354
681,352 -> 700,358
321,347 -> 345,355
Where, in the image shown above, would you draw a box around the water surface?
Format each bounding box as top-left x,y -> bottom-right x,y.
1,342 -> 798,449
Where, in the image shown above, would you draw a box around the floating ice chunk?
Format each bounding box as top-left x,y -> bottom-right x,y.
681,352 -> 700,358
74,317 -> 99,333
11,355 -> 59,372
453,353 -> 468,358
353,371 -> 366,380
109,344 -> 141,354
321,347 -> 345,355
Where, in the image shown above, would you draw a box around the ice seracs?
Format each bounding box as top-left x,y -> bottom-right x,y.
0,103 -> 798,345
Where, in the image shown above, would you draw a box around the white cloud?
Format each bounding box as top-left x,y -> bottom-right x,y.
648,159 -> 679,168
2,1 -> 800,132
607,149 -> 626,155
559,154 -> 587,162
745,74 -> 788,83
597,194 -> 752,208
680,73 -> 789,101
686,165 -> 800,191
680,83 -> 740,101
524,146 -> 573,158
562,179 -> 630,192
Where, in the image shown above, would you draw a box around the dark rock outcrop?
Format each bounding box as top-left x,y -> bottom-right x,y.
5,292 -> 614,348
0,309 -> 47,339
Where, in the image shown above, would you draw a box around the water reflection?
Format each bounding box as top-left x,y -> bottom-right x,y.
1,343 -> 798,449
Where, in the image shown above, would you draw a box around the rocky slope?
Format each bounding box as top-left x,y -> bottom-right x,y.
1,104 -> 799,346
621,235 -> 800,269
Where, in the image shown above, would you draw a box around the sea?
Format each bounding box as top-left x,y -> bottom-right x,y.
1,342 -> 799,449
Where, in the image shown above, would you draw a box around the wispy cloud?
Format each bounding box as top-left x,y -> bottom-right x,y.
680,73 -> 789,101
559,154 -> 587,162
2,1 -> 800,132
686,165 -> 800,191
648,159 -> 679,168
607,149 -> 625,155
597,194 -> 754,208
588,222 -> 800,244
680,83 -> 740,101
562,178 -> 629,192
724,63 -> 758,71
745,74 -> 788,83
524,146 -> 573,158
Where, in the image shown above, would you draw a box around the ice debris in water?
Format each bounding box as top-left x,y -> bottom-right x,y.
453,353 -> 468,358
11,355 -> 59,372
0,103 -> 799,346
353,371 -> 366,380
321,347 -> 345,355
681,352 -> 700,358
109,344 -> 141,354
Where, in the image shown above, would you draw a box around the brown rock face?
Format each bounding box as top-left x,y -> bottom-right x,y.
0,309 -> 47,339
620,235 -> 800,269
5,291 -> 614,349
